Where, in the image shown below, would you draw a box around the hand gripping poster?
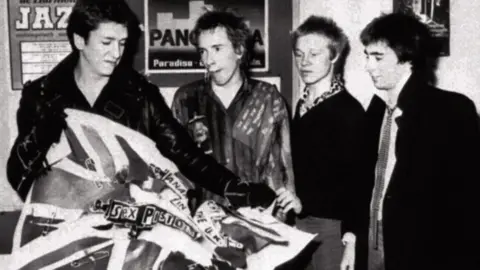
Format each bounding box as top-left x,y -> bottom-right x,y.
145,0 -> 268,73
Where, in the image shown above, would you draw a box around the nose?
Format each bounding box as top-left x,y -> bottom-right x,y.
300,54 -> 310,67
203,51 -> 214,69
365,57 -> 376,74
111,42 -> 122,60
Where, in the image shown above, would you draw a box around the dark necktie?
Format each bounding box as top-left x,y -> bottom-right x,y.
371,106 -> 395,249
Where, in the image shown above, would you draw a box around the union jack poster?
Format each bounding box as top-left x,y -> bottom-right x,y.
9,109 -> 314,269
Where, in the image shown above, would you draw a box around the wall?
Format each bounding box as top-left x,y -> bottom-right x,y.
292,0 -> 480,111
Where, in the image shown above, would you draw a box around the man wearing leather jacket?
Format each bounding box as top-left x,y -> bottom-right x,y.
7,0 -> 275,210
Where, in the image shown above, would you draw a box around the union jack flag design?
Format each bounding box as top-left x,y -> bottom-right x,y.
9,109 -> 314,270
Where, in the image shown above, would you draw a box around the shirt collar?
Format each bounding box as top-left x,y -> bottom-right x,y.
205,76 -> 250,98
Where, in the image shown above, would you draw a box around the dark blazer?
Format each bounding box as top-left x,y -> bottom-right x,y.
360,74 -> 480,270
292,89 -> 368,236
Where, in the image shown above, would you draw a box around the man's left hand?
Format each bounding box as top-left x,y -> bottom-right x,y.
340,233 -> 356,270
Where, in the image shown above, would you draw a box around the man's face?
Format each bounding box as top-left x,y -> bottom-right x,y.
364,41 -> 411,91
75,22 -> 128,77
198,26 -> 242,86
294,33 -> 334,86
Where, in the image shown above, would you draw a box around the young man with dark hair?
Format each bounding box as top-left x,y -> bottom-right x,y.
7,0 -> 275,210
358,13 -> 480,270
172,10 -> 300,216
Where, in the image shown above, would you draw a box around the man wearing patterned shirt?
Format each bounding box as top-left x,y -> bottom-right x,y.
172,10 -> 300,217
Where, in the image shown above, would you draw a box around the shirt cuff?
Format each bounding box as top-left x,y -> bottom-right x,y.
342,232 -> 356,245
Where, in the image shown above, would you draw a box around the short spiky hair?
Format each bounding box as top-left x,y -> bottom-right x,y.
291,16 -> 349,61
291,16 -> 349,78
190,9 -> 254,73
360,12 -> 434,71
66,0 -> 140,53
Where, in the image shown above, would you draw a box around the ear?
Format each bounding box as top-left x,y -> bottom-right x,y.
330,52 -> 339,64
234,45 -> 245,60
73,33 -> 86,51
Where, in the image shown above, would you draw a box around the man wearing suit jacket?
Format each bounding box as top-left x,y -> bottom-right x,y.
358,13 -> 480,270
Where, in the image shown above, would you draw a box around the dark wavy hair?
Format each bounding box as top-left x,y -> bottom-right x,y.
291,16 -> 350,78
190,9 -> 254,75
360,12 -> 437,81
66,0 -> 140,64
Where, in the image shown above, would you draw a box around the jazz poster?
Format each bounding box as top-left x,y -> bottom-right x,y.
7,0 -> 76,90
145,0 -> 269,73
394,0 -> 450,56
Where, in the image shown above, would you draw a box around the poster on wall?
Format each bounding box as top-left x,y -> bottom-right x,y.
145,0 -> 268,73
394,0 -> 450,56
7,0 -> 76,90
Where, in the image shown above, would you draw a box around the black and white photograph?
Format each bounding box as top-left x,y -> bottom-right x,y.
0,0 -> 479,269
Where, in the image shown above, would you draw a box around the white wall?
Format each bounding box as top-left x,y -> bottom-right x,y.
292,0 -> 480,111
435,1 -> 480,105
1,0 -> 23,210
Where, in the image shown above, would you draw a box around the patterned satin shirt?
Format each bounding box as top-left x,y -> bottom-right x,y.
172,78 -> 294,206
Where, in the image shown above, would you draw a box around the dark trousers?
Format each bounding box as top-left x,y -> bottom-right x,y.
292,216 -> 343,270
368,220 -> 385,270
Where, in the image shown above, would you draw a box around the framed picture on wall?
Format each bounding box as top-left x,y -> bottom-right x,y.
145,0 -> 269,73
393,0 -> 450,56
7,0 -> 76,90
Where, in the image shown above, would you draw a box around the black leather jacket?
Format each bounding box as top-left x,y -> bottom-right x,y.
7,53 -> 247,202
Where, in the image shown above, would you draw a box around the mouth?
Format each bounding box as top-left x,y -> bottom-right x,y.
208,69 -> 221,75
300,70 -> 313,76
105,60 -> 118,66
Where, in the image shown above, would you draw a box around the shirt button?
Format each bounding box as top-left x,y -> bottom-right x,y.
226,158 -> 230,163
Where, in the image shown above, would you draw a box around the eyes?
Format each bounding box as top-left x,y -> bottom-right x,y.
294,50 -> 325,59
199,46 -> 222,56
364,53 -> 384,61
101,40 -> 126,47
370,56 -> 383,61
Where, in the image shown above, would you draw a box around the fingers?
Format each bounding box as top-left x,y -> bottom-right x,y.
276,193 -> 292,207
276,189 -> 295,206
280,201 -> 295,214
340,243 -> 356,270
340,258 -> 354,270
275,188 -> 302,215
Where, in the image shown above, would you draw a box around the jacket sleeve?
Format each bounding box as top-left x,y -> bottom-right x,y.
171,88 -> 188,126
7,82 -> 64,200
341,109 -> 370,238
443,96 -> 480,269
264,93 -> 295,193
145,83 -> 239,197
